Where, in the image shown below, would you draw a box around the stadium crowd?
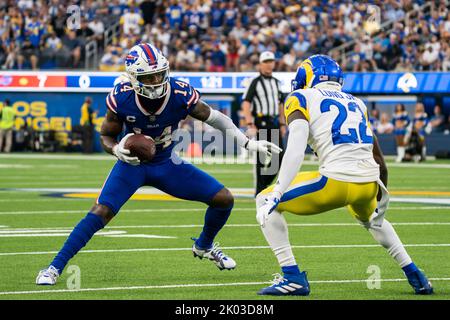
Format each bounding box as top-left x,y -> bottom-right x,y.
0,0 -> 449,72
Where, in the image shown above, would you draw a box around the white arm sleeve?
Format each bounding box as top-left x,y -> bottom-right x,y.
272,119 -> 309,197
204,108 -> 249,148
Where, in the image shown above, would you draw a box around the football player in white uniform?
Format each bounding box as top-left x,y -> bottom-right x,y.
256,55 -> 433,296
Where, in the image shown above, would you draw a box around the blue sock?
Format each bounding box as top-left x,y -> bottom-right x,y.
51,213 -> 105,273
195,205 -> 232,249
402,262 -> 419,275
282,265 -> 301,278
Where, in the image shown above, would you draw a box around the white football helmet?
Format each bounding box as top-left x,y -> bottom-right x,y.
125,43 -> 170,99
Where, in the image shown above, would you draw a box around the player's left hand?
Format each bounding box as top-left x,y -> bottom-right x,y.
257,192 -> 281,228
246,140 -> 282,158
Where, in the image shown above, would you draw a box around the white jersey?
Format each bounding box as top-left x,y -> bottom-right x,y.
284,87 -> 380,183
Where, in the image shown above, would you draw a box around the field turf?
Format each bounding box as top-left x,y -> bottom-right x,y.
0,153 -> 449,300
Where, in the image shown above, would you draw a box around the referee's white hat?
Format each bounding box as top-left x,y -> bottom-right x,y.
259,51 -> 275,63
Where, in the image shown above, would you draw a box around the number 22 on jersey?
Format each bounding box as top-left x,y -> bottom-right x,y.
320,98 -> 373,145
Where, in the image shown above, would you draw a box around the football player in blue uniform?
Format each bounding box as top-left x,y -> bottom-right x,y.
36,43 -> 281,285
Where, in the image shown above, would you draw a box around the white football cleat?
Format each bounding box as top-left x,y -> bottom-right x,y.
36,265 -> 59,285
192,241 -> 236,271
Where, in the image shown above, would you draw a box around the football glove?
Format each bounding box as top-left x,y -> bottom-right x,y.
112,133 -> 140,166
257,192 -> 281,228
246,139 -> 282,158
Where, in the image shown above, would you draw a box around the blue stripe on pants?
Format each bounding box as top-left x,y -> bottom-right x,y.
280,176 -> 328,202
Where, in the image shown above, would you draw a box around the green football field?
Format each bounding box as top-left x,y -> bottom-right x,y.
0,153 -> 449,300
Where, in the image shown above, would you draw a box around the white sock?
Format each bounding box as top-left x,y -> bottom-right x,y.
396,146 -> 405,162
261,210 -> 297,267
363,219 -> 412,268
256,196 -> 296,267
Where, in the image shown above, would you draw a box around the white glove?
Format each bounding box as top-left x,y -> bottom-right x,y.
256,192 -> 281,228
112,133 -> 140,166
246,139 -> 282,158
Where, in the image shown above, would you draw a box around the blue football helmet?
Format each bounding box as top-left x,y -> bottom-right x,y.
291,54 -> 344,91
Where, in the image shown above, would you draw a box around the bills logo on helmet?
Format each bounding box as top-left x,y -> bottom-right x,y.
125,51 -> 139,66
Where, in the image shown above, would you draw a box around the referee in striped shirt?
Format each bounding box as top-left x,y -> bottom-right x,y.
241,51 -> 286,195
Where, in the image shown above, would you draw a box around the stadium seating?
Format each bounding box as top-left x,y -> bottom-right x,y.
0,0 -> 449,72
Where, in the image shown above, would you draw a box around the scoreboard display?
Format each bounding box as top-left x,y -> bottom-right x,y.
0,71 -> 449,94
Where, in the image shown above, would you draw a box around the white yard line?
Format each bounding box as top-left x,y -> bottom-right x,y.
1,277 -> 449,296
390,198 -> 450,205
0,206 -> 448,215
0,199 -> 92,202
0,153 -> 448,168
1,243 -> 449,257
0,231 -> 126,237
3,221 -> 450,232
0,208 -> 253,215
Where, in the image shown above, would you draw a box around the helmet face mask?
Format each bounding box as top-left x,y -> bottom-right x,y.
131,67 -> 170,99
291,66 -> 307,91
125,43 -> 170,99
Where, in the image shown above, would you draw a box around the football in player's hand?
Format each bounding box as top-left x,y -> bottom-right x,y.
124,134 -> 156,162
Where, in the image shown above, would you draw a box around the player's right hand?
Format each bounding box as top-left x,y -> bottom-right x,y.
246,139 -> 283,158
256,192 -> 281,228
112,133 -> 140,166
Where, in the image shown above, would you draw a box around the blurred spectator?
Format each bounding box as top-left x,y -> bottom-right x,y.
0,99 -> 15,153
293,33 -> 310,57
17,38 -> 39,69
441,41 -> 450,71
369,108 -> 380,135
121,4 -> 144,35
88,16 -> 105,45
62,30 -> 82,68
384,34 -> 402,70
393,103 -> 410,162
403,126 -> 426,162
412,102 -> 429,137
99,40 -> 124,71
41,31 -> 68,68
210,1 -> 225,28
208,43 -> 226,72
421,43 -> 440,70
446,115 -> 450,134
76,19 -> 95,46
429,105 -> 445,133
403,102 -> 428,162
140,0 -> 157,28
224,2 -> 238,32
226,37 -> 240,71
166,0 -> 183,29
279,47 -> 296,71
377,112 -> 394,134
175,44 -> 196,71
0,0 -> 449,72
24,13 -> 45,49
80,97 -> 96,154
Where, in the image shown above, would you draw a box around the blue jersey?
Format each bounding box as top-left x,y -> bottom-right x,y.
105,78 -> 200,162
